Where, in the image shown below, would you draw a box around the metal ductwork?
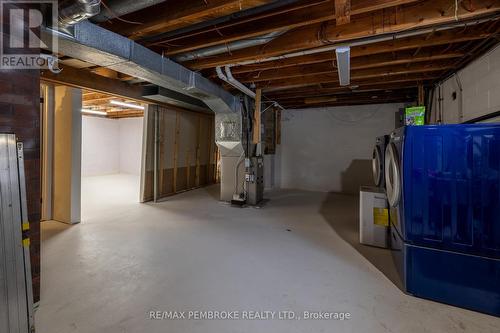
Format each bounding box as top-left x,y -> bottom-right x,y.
142,85 -> 210,113
90,0 -> 167,23
59,0 -> 101,30
48,21 -> 239,113
174,30 -> 286,62
44,21 -> 244,201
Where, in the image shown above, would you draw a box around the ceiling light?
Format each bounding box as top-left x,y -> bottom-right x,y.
110,100 -> 145,110
81,109 -> 107,116
335,47 -> 350,86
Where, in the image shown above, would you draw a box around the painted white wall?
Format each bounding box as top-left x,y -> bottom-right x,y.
278,103 -> 403,193
82,116 -> 143,176
119,117 -> 144,175
53,86 -> 82,224
430,44 -> 500,123
82,116 -> 120,176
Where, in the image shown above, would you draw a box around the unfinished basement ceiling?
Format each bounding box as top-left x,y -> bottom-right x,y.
84,0 -> 500,108
82,90 -> 146,118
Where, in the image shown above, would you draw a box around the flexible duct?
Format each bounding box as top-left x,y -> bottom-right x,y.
59,0 -> 101,29
174,30 -> 286,62
90,0 -> 167,23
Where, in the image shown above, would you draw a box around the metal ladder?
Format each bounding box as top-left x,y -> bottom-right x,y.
0,134 -> 35,333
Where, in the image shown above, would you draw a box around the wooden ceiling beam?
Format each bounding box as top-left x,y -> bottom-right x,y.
224,27 -> 494,74
262,72 -> 442,92
103,0 -> 273,40
266,82 -> 424,100
184,0 -> 499,69
41,64 -> 212,117
106,110 -> 144,119
83,98 -> 119,106
155,0 -> 328,50
281,88 -> 416,104
256,61 -> 453,89
281,96 -> 415,108
161,0 -> 419,56
335,0 -> 351,25
41,64 -> 145,102
237,49 -> 463,82
82,92 -> 113,102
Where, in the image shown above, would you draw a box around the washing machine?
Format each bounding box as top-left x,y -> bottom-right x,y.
385,125 -> 500,316
372,135 -> 389,188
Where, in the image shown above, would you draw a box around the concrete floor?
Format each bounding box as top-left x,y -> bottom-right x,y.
36,174 -> 500,333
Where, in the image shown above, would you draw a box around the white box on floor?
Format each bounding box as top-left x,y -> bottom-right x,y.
359,186 -> 389,248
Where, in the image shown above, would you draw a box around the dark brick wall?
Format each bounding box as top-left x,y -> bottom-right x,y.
0,69 -> 41,303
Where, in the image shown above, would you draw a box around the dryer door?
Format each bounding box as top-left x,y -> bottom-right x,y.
385,143 -> 401,207
372,146 -> 382,186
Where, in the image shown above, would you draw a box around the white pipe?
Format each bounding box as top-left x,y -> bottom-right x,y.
216,66 -> 231,85
225,66 -> 256,98
216,66 -> 256,99
216,67 -> 288,111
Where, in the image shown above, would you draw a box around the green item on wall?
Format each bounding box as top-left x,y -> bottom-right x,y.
405,106 -> 426,125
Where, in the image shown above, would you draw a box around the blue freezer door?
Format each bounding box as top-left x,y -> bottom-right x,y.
403,125 -> 500,258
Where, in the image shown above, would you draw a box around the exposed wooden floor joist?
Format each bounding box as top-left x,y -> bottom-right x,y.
92,0 -> 500,108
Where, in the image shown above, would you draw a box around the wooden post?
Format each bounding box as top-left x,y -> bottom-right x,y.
173,111 -> 180,193
186,153 -> 190,189
335,0 -> 351,25
195,116 -> 201,187
252,88 -> 262,144
275,107 -> 282,145
207,116 -> 214,184
418,83 -> 425,106
158,110 -> 164,197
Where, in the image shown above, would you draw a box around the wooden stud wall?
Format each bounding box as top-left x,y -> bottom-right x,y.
141,105 -> 217,202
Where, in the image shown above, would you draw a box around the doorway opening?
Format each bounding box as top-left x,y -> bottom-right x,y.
81,89 -> 145,220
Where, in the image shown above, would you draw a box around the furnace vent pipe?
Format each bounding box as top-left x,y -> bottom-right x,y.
216,66 -> 256,99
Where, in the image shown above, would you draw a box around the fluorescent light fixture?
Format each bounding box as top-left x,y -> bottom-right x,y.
81,109 -> 107,116
335,46 -> 350,86
110,100 -> 145,110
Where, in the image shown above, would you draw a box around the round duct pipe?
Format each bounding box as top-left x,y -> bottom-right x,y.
59,0 -> 102,29
90,0 -> 168,23
174,30 -> 286,62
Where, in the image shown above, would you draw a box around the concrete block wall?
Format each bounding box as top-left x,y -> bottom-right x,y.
0,69 -> 41,302
430,44 -> 500,123
276,103 -> 403,193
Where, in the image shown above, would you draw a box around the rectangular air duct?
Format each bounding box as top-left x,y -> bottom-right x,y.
335,46 -> 350,86
142,85 -> 210,113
